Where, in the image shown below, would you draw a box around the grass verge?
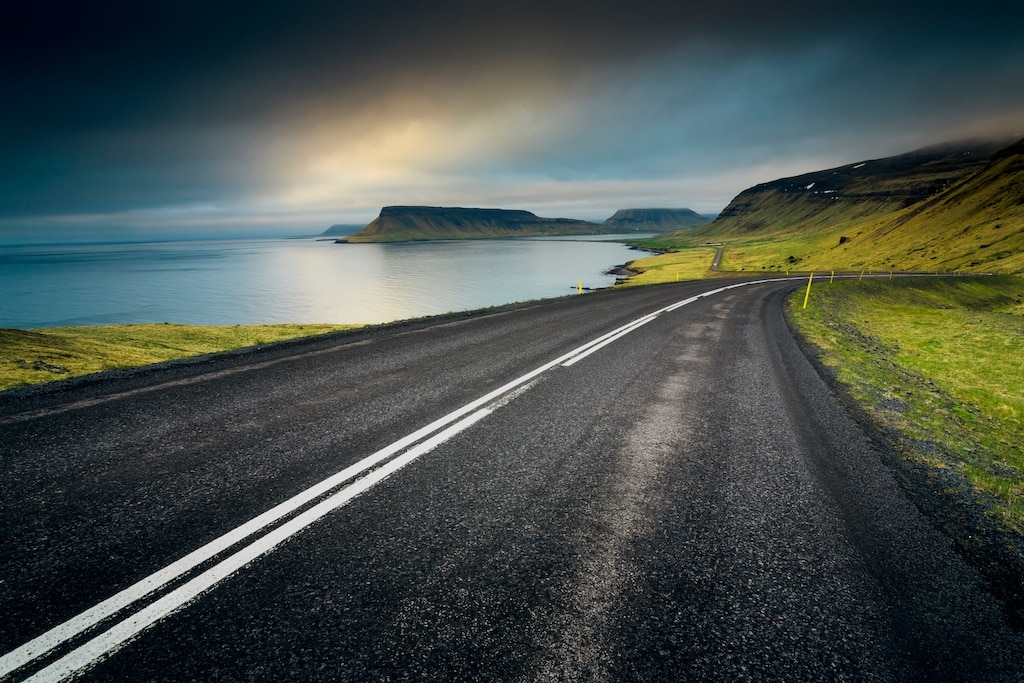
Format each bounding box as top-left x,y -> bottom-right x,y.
614,244 -> 724,285
787,275 -> 1024,622
0,323 -> 358,391
619,232 -> 987,286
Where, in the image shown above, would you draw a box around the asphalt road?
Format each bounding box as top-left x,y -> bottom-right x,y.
2,279 -> 1022,681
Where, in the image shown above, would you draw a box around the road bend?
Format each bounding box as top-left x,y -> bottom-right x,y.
1,278 -> 1021,681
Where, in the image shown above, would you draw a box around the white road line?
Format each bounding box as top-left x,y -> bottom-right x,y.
564,279 -> 784,367
1,277 -> 791,681
23,408 -> 493,683
562,314 -> 659,367
0,298 -> 660,679
0,403 -> 482,677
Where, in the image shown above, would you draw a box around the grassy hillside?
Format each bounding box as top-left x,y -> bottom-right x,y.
342,206 -> 623,243
0,324 -> 355,391
707,139 -> 1004,235
627,137 -> 1024,277
861,138 -> 1024,273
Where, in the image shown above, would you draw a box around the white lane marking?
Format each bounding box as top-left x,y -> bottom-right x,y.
1,277 -> 793,681
561,314 -> 659,367
563,279 -> 782,367
0,295 -> 675,679
23,408 -> 493,683
0,402 -> 486,677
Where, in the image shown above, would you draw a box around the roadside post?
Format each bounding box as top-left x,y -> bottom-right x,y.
802,272 -> 814,309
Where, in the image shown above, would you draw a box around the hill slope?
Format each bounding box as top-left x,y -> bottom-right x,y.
603,208 -> 708,232
704,140 -> 1006,236
673,137 -> 1024,273
341,206 -> 624,243
856,137 -> 1024,272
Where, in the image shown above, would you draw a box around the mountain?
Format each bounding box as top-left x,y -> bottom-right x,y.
869,137 -> 1024,272
603,208 -> 709,232
706,139 -> 1007,235
339,206 -> 639,243
683,137 -> 1024,273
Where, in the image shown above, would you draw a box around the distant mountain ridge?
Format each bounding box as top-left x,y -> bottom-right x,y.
603,208 -> 708,232
685,136 -> 1024,273
338,206 -> 703,242
339,206 -> 606,242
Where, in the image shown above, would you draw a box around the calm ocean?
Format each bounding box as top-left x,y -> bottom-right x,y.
0,236 -> 646,329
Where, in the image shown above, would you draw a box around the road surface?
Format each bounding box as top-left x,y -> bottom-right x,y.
710,247 -> 724,272
2,278 -> 1022,681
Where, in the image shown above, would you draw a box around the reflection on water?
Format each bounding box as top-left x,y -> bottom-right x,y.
1,237 -> 645,328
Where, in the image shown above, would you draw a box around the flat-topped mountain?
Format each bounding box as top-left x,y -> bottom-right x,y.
603,208 -> 709,232
339,206 -> 642,242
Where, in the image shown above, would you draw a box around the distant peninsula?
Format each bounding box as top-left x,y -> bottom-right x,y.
603,208 -> 710,232
320,224 -> 364,237
332,206 -> 707,243
337,206 -> 604,243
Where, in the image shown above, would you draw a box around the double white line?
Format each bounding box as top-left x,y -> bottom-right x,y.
1,279 -> 779,682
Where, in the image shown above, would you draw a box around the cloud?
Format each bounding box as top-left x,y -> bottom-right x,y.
2,0 -> 1023,241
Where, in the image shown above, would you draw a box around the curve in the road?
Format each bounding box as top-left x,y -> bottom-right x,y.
1,278 -> 791,682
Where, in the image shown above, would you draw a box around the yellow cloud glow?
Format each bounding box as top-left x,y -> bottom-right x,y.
266,68 -> 577,210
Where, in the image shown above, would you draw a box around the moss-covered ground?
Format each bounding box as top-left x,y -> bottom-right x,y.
0,324 -> 357,391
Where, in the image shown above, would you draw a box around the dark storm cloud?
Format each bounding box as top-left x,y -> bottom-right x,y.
2,0 -> 1023,239
0,0 -> 819,132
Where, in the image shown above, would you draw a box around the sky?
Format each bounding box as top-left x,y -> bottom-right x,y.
2,1 -> 1023,244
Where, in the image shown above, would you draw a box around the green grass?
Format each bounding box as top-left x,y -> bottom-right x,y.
614,235 -> 854,287
0,323 -> 358,391
614,245 -> 725,286
620,142 -> 1023,280
787,275 -> 1024,532
619,228 -> 996,287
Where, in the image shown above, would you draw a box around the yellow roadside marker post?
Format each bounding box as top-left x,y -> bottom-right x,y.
578,279 -> 583,294
859,270 -> 864,281
829,270 -> 835,284
802,272 -> 814,309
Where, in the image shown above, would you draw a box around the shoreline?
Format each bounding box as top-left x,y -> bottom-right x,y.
0,290 -> 617,396
2,235 -> 638,330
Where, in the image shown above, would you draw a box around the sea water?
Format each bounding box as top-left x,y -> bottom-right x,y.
0,236 -> 648,328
